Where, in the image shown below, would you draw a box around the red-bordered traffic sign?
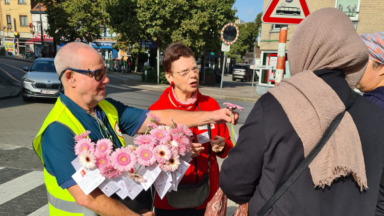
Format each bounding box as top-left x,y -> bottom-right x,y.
262,0 -> 310,25
221,23 -> 239,45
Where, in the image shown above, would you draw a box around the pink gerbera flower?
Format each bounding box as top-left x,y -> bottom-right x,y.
223,102 -> 244,111
95,152 -> 110,168
135,145 -> 156,167
169,128 -> 182,135
177,124 -> 193,137
95,139 -> 113,155
110,147 -> 137,172
154,144 -> 171,164
147,123 -> 158,129
134,135 -> 155,146
147,113 -> 161,123
99,164 -> 123,179
74,138 -> 95,155
74,130 -> 91,142
150,128 -> 171,144
160,152 -> 180,172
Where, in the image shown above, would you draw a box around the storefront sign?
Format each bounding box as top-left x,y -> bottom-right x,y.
5,39 -> 14,52
139,40 -> 157,48
91,42 -> 114,47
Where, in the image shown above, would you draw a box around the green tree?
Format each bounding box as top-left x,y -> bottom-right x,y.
106,0 -> 236,55
41,0 -> 107,43
228,12 -> 262,59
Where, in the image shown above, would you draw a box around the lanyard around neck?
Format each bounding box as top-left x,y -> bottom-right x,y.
89,113 -> 117,148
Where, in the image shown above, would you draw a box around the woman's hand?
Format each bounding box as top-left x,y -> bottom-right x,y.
210,136 -> 225,153
191,143 -> 205,158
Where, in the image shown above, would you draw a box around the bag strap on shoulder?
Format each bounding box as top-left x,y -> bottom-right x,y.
256,90 -> 357,216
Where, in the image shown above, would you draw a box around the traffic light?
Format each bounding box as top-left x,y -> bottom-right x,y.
14,32 -> 20,38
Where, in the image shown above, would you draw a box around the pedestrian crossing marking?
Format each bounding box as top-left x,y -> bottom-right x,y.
27,204 -> 49,216
0,171 -> 44,205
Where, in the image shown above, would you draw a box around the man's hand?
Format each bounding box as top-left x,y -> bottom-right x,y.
210,136 -> 225,153
191,143 -> 205,158
209,108 -> 239,125
142,212 -> 155,216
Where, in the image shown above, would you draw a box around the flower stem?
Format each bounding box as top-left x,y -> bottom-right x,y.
230,112 -> 236,146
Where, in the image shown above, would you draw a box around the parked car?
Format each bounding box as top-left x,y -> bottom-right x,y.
232,65 -> 258,82
21,58 -> 60,102
199,67 -> 222,84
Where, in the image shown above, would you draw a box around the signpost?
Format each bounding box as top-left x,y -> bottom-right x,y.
220,23 -> 239,93
262,0 -> 310,86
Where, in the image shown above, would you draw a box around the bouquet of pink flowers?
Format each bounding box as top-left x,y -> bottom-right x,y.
72,113 -> 194,200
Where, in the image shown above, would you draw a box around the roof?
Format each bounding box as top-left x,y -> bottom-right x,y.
31,3 -> 46,14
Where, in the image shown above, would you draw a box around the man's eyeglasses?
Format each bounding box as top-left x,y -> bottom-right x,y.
171,66 -> 199,77
59,67 -> 106,81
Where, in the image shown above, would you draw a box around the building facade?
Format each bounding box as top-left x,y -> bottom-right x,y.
257,0 -> 384,94
1,0 -> 34,56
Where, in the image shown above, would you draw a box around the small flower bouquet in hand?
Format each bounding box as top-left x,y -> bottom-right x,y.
71,113 -> 194,201
223,102 -> 243,146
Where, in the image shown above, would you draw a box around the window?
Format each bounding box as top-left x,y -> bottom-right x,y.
18,0 -> 26,4
5,0 -> 9,4
37,22 -> 41,34
30,61 -> 56,73
20,16 -> 28,26
106,28 -> 117,38
271,24 -> 287,32
335,0 -> 360,20
6,15 -> 11,25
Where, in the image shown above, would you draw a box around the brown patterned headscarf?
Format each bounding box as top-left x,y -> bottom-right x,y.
268,8 -> 368,190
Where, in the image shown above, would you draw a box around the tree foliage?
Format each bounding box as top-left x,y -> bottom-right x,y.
106,0 -> 237,55
41,0 -> 107,43
227,12 -> 262,59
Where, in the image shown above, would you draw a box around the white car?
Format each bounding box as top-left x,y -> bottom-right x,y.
21,58 -> 60,102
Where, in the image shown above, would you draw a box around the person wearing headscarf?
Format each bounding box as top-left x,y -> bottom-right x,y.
220,8 -> 384,216
357,32 -> 384,109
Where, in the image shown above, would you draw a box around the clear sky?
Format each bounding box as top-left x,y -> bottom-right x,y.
233,0 -> 264,22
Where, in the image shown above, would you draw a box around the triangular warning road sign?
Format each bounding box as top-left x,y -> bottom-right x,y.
262,0 -> 310,25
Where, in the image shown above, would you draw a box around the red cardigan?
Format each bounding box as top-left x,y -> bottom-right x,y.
149,87 -> 233,210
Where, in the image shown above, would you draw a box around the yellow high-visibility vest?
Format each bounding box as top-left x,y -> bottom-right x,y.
33,97 -> 126,215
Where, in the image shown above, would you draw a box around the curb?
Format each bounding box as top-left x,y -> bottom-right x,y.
119,80 -> 259,103
0,56 -> 34,63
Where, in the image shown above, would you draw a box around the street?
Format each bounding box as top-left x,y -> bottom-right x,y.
0,58 -> 255,215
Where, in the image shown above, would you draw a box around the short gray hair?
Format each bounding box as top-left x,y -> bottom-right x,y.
54,42 -> 96,79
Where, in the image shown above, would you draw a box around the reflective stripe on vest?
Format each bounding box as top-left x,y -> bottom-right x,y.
33,97 -> 126,216
47,191 -> 97,216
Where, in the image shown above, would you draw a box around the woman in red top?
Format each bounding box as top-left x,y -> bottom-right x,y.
149,43 -> 233,216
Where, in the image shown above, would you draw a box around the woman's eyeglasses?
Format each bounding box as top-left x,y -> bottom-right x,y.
59,68 -> 106,81
171,66 -> 199,77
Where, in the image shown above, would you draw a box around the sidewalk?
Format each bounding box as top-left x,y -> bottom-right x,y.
107,71 -> 261,103
0,77 -> 20,100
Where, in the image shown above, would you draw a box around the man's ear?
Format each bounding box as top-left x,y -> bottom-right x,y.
65,71 -> 76,87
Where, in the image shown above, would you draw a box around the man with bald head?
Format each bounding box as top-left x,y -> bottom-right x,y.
33,42 -> 238,216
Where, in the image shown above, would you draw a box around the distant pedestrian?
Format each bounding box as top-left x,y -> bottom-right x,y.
220,8 -> 384,216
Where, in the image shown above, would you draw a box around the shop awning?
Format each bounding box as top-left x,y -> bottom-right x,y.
25,38 -> 53,44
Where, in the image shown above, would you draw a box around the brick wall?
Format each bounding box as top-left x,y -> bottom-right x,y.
357,0 -> 384,34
